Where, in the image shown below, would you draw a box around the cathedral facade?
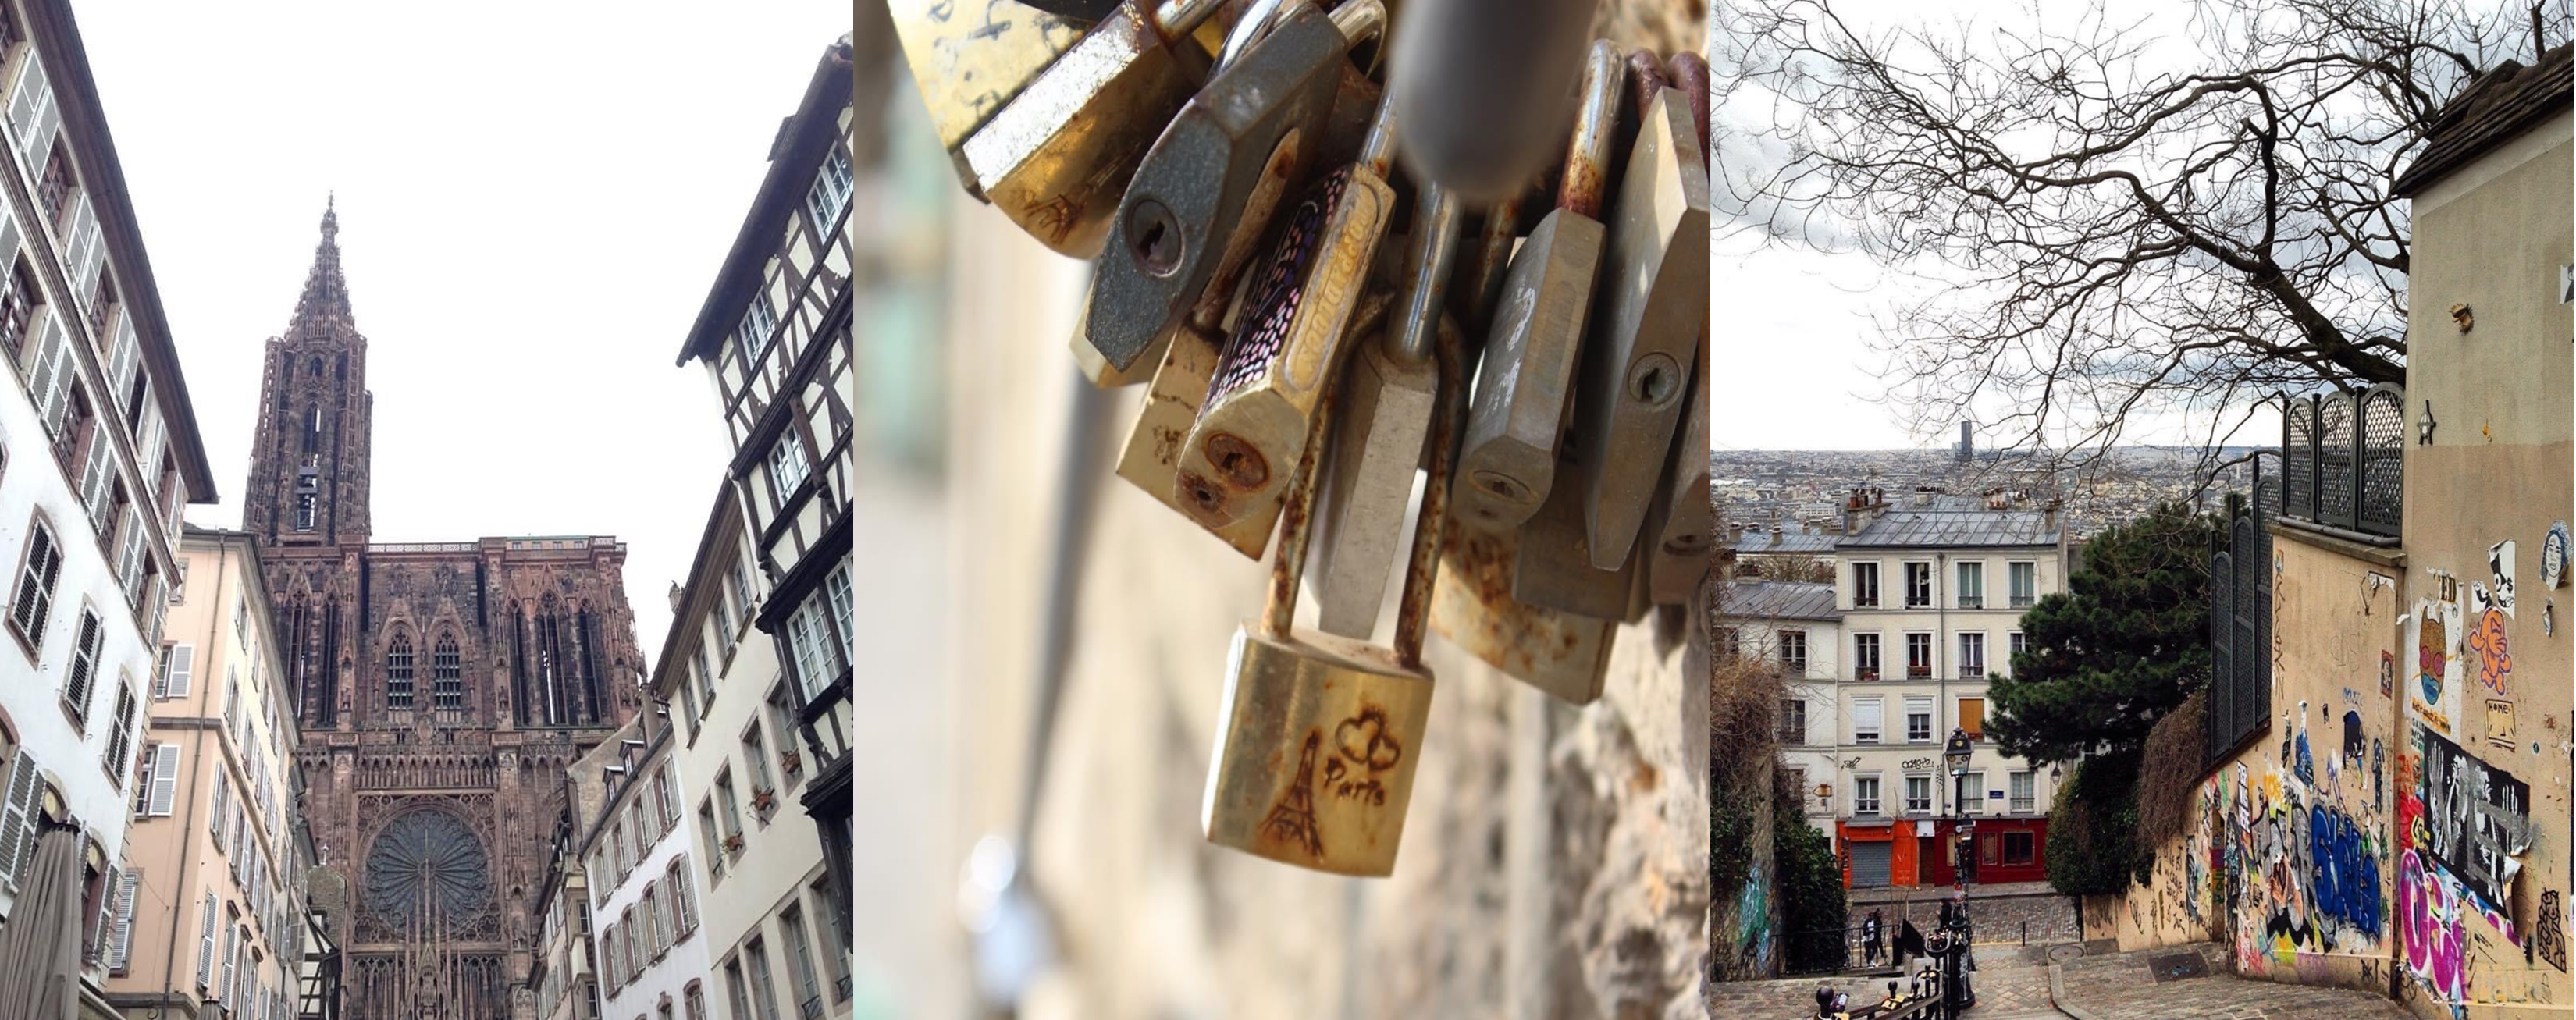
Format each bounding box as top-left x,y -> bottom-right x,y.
245,205 -> 645,1018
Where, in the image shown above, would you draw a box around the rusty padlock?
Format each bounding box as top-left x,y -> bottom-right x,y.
1203,297 -> 1464,876
1079,0 -> 1387,384
1565,51 -> 1709,569
956,0 -> 1230,257
1642,342 -> 1709,604
1172,80 -> 1403,535
1305,185 -> 1461,638
1450,41 -> 1624,531
1431,524 -> 1618,703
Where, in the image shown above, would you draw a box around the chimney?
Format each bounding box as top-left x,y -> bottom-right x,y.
1769,527 -> 1782,547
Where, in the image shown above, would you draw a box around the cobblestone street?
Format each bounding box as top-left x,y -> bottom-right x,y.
1706,941 -> 2421,1019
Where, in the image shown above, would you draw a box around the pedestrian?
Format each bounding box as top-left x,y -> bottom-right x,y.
1862,909 -> 1883,966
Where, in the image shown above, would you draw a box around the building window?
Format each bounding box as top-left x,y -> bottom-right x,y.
36,144 -> 72,226
767,686 -> 805,789
742,721 -> 775,814
2002,830 -> 2036,865
1776,699 -> 1805,745
1852,776 -> 1880,816
741,291 -> 779,360
1960,771 -> 1984,815
1852,633 -> 1879,680
1852,698 -> 1880,745
1955,561 -> 1983,608
1958,697 -> 1984,740
2008,561 -> 2036,607
1904,776 -> 1932,815
745,938 -> 785,1020
781,906 -> 825,1020
2010,770 -> 2034,813
1905,697 -> 1933,743
1777,629 -> 1807,673
667,857 -> 699,936
724,961 -> 753,1020
104,678 -> 135,787
1904,633 -> 1932,678
10,514 -> 62,649
431,633 -> 464,710
384,634 -> 414,709
786,597 -> 846,701
806,144 -> 854,228
697,802 -> 725,882
684,983 -> 710,1020
1958,632 -> 1985,679
2008,631 -> 2025,662
1850,562 -> 1879,607
1902,562 -> 1931,607
62,606 -> 100,725
714,771 -> 745,852
767,428 -> 812,498
823,563 -> 853,664
0,262 -> 35,363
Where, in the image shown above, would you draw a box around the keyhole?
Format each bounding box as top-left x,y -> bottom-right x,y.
1471,470 -> 1532,505
1628,353 -> 1681,408
1129,198 -> 1183,278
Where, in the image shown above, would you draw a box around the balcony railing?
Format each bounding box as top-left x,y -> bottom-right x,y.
2010,797 -> 2035,813
2010,595 -> 2034,608
2279,386 -> 2403,538
1958,595 -> 1982,609
1958,666 -> 1986,680
1906,666 -> 1931,678
1854,668 -> 1878,681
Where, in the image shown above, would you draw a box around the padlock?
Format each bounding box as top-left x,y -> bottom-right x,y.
1667,50 -> 1711,176
1642,342 -> 1709,604
1117,283 -> 1396,559
1204,294 -> 1464,876
1080,0 -> 1388,383
956,0 -> 1230,257
887,0 -> 1089,196
1451,193 -> 1525,337
1306,187 -> 1461,638
1431,524 -> 1618,703
1511,440 -> 1638,620
1567,51 -> 1710,569
1450,41 -> 1624,532
1172,81 -> 1404,535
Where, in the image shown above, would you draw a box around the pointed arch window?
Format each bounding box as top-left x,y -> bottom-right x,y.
384,634 -> 414,710
431,633 -> 464,711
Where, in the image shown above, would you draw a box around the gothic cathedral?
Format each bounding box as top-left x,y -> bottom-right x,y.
244,204 -> 645,1018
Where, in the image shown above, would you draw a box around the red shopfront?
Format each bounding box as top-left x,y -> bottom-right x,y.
1840,816 -> 2047,888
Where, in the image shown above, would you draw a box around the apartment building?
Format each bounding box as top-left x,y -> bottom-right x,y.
1721,580 -> 1844,848
105,528 -> 311,1020
1830,491 -> 2066,888
0,2 -> 217,1015
530,803 -> 599,1020
578,713 -> 711,1020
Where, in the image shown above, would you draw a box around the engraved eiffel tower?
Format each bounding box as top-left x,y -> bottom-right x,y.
1259,730 -> 1325,858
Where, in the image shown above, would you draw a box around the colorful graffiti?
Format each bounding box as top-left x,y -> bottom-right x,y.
2415,724 -> 2532,911
2541,890 -> 2569,974
2466,607 -> 2511,695
2307,806 -> 2382,942
2400,848 -> 2471,1005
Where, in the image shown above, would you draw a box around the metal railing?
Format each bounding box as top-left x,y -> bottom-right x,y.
2278,386 -> 2403,537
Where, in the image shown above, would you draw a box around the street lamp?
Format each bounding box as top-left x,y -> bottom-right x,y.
1944,727 -> 1974,889
1941,726 -> 1978,1013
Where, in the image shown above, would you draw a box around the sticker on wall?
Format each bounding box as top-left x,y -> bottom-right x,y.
2379,651 -> 2394,698
2485,699 -> 2515,752
2467,601 -> 2512,697
2484,540 -> 2517,617
2343,711 -> 2365,765
2409,598 -> 2463,734
2294,701 -> 2315,784
2544,522 -> 2570,589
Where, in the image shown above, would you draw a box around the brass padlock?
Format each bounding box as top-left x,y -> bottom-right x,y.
1080,0 -> 1387,383
1565,55 -> 1710,570
1431,524 -> 1617,704
1172,83 -> 1403,534
1307,187 -> 1461,638
1116,283 -> 1396,559
1643,342 -> 1709,604
1204,302 -> 1464,876
887,0 -> 1087,197
957,0 -> 1229,257
1451,41 -> 1624,532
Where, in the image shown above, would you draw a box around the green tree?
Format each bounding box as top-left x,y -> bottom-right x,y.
1989,502 -> 2218,766
2046,748 -> 2148,895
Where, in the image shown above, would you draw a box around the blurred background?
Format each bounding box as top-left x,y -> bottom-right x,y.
844,2 -> 1712,1018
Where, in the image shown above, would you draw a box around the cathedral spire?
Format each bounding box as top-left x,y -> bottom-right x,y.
291,194 -> 352,332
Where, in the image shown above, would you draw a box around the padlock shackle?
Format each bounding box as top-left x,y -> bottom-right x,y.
1325,0 -> 1387,52
1667,51 -> 1712,175
1557,40 -> 1624,219
1358,86 -> 1401,181
1261,290 -> 1396,639
1624,48 -> 1671,120
1393,310 -> 1467,669
1213,0 -> 1296,73
1389,186 -> 1461,368
1154,0 -> 1232,39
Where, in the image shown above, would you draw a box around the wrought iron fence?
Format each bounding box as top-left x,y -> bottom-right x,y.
2276,386 -> 2404,537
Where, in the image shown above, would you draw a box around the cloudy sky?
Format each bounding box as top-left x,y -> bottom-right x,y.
70,2 -> 850,663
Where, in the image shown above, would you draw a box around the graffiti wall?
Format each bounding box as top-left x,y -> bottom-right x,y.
2083,535 -> 2401,995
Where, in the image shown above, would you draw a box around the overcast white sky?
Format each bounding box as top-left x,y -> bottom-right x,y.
1708,0 -> 2291,453
69,2 -> 850,665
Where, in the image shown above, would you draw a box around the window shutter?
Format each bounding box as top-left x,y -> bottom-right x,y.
0,748 -> 37,893
210,770 -> 228,843
25,314 -> 66,433
62,194 -> 99,293
107,317 -> 137,413
7,52 -> 54,168
195,892 -> 215,988
216,925 -> 235,1004
78,428 -> 112,526
147,742 -> 179,817
108,866 -> 138,972
160,643 -> 193,698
